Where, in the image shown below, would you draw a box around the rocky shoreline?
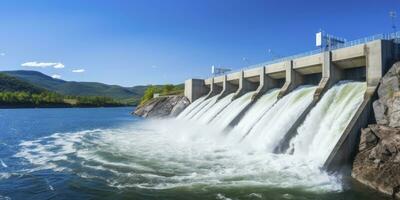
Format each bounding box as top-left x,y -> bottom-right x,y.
352,62 -> 400,199
134,95 -> 189,118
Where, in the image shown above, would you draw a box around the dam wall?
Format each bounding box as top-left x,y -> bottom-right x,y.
184,79 -> 209,103
323,39 -> 396,171
183,39 -> 398,170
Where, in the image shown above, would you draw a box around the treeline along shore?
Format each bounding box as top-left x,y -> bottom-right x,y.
0,91 -> 126,108
0,70 -> 184,109
0,72 -> 128,108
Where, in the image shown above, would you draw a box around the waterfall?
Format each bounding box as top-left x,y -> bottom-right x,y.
242,86 -> 317,152
210,91 -> 256,129
228,89 -> 280,141
197,93 -> 235,124
288,81 -> 367,165
177,96 -> 206,119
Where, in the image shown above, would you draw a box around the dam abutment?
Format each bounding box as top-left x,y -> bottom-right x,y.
184,79 -> 209,103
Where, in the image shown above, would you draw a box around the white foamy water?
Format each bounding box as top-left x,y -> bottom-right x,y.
0,173 -> 11,180
177,96 -> 206,119
0,159 -> 7,168
242,86 -> 316,152
228,89 -> 280,141
187,95 -> 219,120
288,82 -> 367,165
210,92 -> 256,129
14,119 -> 342,192
0,195 -> 11,200
197,93 -> 235,124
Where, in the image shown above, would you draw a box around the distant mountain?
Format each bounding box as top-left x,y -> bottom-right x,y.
2,70 -> 150,104
0,73 -> 46,93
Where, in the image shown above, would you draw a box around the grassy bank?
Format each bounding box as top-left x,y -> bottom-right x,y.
139,84 -> 184,106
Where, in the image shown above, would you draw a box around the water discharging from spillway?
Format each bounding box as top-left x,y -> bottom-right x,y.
288,81 -> 367,165
227,89 -> 280,141
185,81 -> 366,165
177,96 -> 206,119
196,93 -> 235,124
209,91 -> 256,128
185,95 -> 219,119
240,86 -> 317,152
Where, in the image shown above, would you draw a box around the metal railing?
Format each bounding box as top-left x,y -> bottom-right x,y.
225,31 -> 400,75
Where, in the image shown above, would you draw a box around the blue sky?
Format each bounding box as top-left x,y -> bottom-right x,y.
0,0 -> 399,86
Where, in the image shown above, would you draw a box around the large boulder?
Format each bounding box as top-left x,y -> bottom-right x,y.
374,62 -> 400,127
170,97 -> 190,117
352,125 -> 400,199
389,96 -> 400,128
353,62 -> 400,199
134,95 -> 190,118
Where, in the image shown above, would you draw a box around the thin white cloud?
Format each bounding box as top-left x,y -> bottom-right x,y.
72,69 -> 85,73
151,65 -> 158,69
21,61 -> 65,69
53,63 -> 65,69
0,53 -> 5,56
51,74 -> 61,79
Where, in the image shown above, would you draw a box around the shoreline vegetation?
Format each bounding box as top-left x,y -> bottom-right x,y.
0,71 -> 184,109
0,72 -> 128,108
0,104 -> 132,109
0,91 -> 128,108
139,84 -> 184,105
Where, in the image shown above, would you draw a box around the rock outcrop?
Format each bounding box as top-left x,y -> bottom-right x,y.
134,95 -> 190,118
352,62 -> 400,199
352,125 -> 400,198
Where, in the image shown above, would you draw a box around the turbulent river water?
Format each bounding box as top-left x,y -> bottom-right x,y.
0,106 -> 389,199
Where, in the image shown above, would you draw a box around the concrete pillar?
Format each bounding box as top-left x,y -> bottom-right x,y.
217,75 -> 238,100
278,61 -> 303,98
233,71 -> 258,100
204,78 -> 222,99
366,40 -> 394,88
184,79 -> 209,103
314,52 -> 343,100
251,67 -> 279,100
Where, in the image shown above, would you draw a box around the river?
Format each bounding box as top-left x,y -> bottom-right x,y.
0,107 -> 388,199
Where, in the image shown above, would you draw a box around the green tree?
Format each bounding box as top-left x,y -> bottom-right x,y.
162,84 -> 174,95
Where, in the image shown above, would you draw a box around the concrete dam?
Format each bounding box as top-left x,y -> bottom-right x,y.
180,38 -> 399,171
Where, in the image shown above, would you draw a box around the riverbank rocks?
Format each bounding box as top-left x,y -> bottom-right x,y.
352,62 -> 400,199
352,125 -> 400,199
373,62 -> 400,127
134,95 -> 190,118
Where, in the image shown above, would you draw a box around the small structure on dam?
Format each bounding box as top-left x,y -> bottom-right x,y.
183,34 -> 400,171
